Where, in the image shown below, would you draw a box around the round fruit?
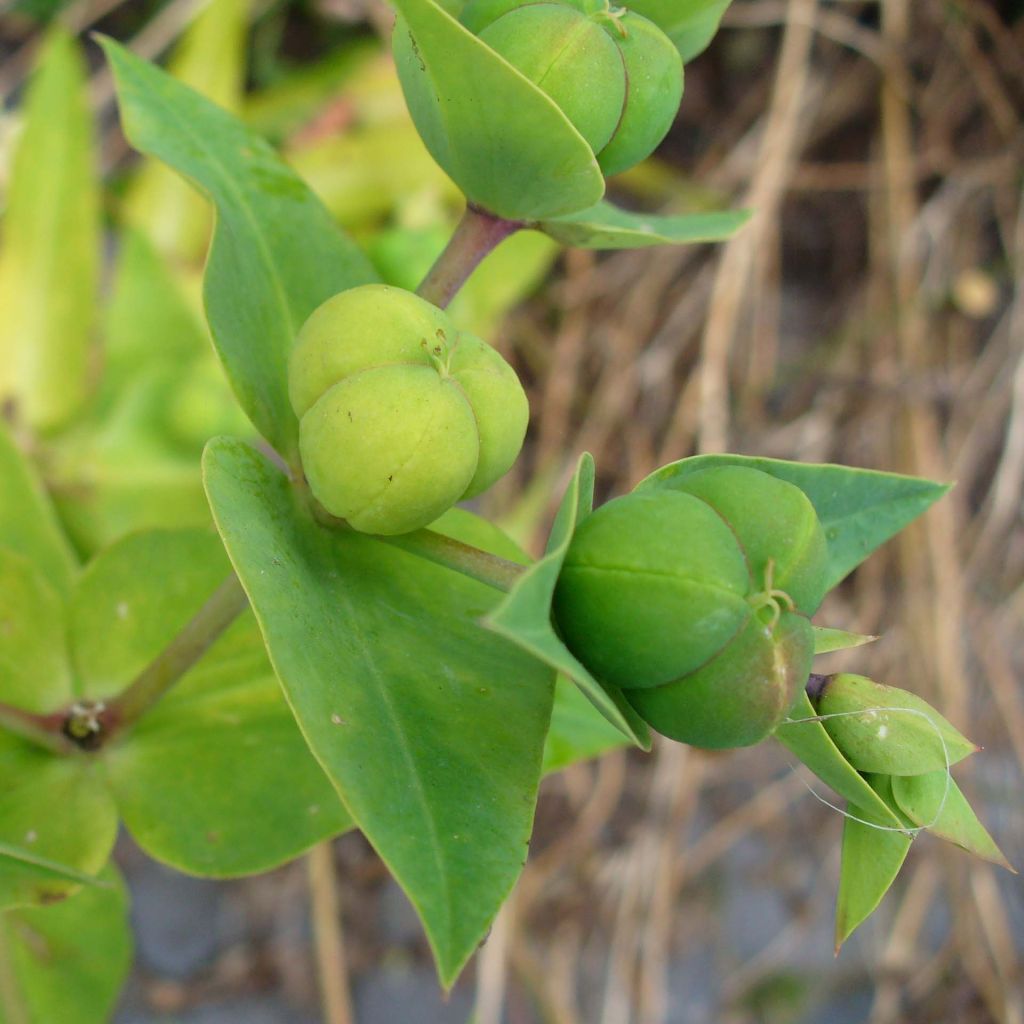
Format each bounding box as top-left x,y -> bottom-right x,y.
463,0 -> 683,176
553,474 -> 825,748
290,284 -> 528,535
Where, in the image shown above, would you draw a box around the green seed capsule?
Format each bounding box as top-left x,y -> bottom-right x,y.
627,610 -> 813,748
673,466 -> 829,614
595,11 -> 683,176
464,0 -> 683,176
479,4 -> 627,154
289,284 -> 528,534
553,477 -> 824,749
554,491 -> 752,689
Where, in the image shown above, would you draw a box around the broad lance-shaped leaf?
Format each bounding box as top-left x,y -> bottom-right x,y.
122,0 -> 251,262
485,453 -> 651,749
813,626 -> 877,655
636,454 -> 949,591
0,865 -> 131,1024
0,425 -> 76,598
391,0 -> 605,220
835,781 -> 912,950
539,201 -> 749,250
774,691 -> 903,829
891,771 -> 1014,872
203,437 -> 555,986
0,29 -> 99,433
814,674 -> 978,776
431,512 -> 630,773
101,38 -> 377,464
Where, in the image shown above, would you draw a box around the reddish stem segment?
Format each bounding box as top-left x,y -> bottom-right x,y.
417,204 -> 522,308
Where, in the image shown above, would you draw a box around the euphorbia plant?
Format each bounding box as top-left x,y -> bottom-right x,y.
0,1 -> 1012,1019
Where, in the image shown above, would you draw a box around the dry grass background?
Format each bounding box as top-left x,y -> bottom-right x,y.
477,1 -> 1024,1019
2,0 -> 1021,1020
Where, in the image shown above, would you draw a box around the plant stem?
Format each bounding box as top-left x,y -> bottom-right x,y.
308,841 -> 355,1024
312,500 -> 526,592
379,528 -> 526,592
417,204 -> 522,308
0,704 -> 74,755
103,572 -> 250,732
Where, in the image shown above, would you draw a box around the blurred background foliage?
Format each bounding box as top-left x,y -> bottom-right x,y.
0,0 -> 1021,1021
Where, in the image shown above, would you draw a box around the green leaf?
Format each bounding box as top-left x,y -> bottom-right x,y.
391,0 -> 605,220
432,513 -> 628,775
0,29 -> 99,433
485,454 -> 651,749
101,37 -> 377,464
813,626 -> 877,655
0,845 -> 106,890
891,771 -> 1015,872
0,865 -> 131,1024
627,0 -> 733,63
814,674 -> 978,776
0,425 -> 76,597
539,201 -> 749,250
774,692 -> 902,829
203,437 -> 555,986
835,795 -> 912,951
636,454 -> 950,591
69,528 -> 231,703
0,549 -> 70,714
104,614 -> 352,877
48,425 -> 211,558
0,734 -> 118,910
542,675 -> 629,775
122,0 -> 251,262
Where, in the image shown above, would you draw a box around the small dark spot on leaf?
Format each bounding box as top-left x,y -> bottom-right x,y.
206,831 -> 221,844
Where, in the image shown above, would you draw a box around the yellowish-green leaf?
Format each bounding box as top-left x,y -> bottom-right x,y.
0,548 -> 70,714
0,424 -> 75,597
0,29 -> 99,432
0,733 -> 117,911
0,865 -> 131,1024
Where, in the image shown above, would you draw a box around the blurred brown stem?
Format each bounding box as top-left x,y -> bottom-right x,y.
308,841 -> 355,1024
417,204 -> 521,308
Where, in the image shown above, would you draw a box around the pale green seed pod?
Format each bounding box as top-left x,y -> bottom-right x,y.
290,284 -> 528,535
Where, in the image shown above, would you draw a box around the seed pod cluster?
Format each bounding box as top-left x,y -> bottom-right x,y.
553,466 -> 829,748
290,284 -> 529,536
460,0 -> 684,176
